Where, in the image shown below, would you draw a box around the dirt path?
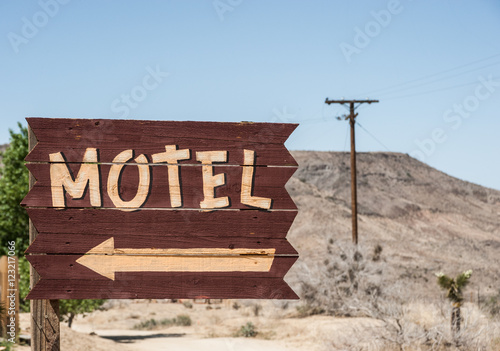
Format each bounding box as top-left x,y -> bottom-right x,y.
89,330 -> 297,351
17,300 -> 378,351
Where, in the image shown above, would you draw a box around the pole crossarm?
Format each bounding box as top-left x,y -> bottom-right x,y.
325,99 -> 379,104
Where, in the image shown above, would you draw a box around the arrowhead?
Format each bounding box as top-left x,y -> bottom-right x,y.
76,238 -> 116,280
87,237 -> 115,254
76,255 -> 116,280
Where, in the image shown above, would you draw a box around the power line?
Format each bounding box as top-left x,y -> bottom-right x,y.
341,121 -> 350,170
356,122 -> 390,151
376,60 -> 500,98
358,53 -> 500,97
382,79 -> 482,101
342,122 -> 349,152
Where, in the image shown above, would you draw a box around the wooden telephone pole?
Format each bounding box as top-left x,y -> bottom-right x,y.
324,99 -> 379,245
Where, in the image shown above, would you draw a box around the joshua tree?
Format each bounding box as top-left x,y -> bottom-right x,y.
435,270 -> 472,335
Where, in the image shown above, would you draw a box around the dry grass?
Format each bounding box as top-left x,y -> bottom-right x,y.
295,240 -> 500,351
319,303 -> 499,351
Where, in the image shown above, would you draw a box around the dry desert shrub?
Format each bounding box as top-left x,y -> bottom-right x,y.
482,289 -> 500,317
299,239 -> 499,350
323,302 -> 499,351
443,304 -> 499,351
298,239 -> 385,318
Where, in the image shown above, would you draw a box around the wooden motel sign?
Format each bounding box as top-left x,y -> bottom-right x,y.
23,118 -> 299,300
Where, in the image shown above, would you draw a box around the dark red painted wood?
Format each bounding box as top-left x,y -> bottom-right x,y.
26,118 -> 298,166
26,208 -> 297,238
24,118 -> 299,300
27,276 -> 298,300
27,255 -> 298,280
26,234 -> 298,255
22,163 -> 297,210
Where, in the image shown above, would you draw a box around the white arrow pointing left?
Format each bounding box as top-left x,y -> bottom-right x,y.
76,238 -> 276,280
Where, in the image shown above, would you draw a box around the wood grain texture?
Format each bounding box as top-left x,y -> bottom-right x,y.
30,300 -> 59,350
26,118 -> 298,166
28,125 -> 60,351
22,163 -> 296,210
27,276 -> 298,300
26,234 -> 298,255
24,118 -> 299,301
76,255 -> 277,281
72,237 -> 278,280
26,208 -> 297,238
27,255 -> 298,280
83,238 -> 277,256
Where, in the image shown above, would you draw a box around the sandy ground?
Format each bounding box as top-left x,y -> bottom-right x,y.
14,300 -> 377,351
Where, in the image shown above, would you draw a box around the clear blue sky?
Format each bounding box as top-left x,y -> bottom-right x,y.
1,1 -> 500,189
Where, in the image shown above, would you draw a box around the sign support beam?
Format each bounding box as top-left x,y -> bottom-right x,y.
29,125 -> 60,351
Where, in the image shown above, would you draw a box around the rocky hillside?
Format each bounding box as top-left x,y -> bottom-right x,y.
286,151 -> 500,300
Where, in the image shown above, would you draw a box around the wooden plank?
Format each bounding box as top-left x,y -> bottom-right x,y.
22,163 -> 297,210
71,239 -> 278,280
27,255 -> 298,280
27,276 -> 298,300
26,118 -> 298,166
27,234 -> 298,255
26,208 -> 297,238
28,125 -> 60,351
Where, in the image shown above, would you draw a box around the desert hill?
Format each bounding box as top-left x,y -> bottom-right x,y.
286,151 -> 500,300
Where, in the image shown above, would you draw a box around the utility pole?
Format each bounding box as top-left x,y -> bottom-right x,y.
324,99 -> 379,245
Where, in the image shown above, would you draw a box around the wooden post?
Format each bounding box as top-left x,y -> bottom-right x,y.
348,104 -> 358,245
29,126 -> 60,351
324,99 -> 379,245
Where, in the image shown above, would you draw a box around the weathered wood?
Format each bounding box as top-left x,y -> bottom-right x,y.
27,234 -> 298,255
72,238 -> 277,280
27,276 -> 298,300
22,163 -> 297,210
26,208 -> 297,238
80,254 -> 275,280
27,255 -> 298,280
241,150 -> 272,209
30,300 -> 60,350
88,240 -> 271,256
25,118 -> 298,166
24,118 -> 299,302
29,126 -> 60,351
